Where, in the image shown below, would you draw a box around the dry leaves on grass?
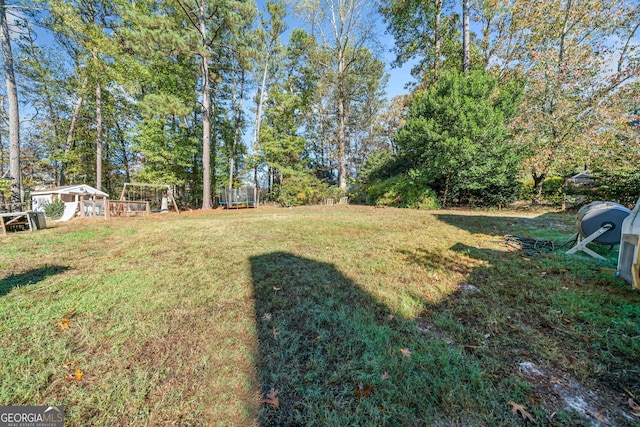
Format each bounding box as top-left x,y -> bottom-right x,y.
63,361 -> 84,382
509,401 -> 535,422
262,388 -> 279,409
355,382 -> 374,399
400,348 -> 412,358
65,369 -> 84,382
56,310 -> 77,331
56,318 -> 71,331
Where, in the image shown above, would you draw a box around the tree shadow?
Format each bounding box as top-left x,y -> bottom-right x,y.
250,252 -> 491,426
0,265 -> 69,297
433,212 -> 576,239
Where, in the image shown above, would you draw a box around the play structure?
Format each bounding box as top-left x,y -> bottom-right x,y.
567,201 -> 631,260
115,183 -> 180,217
617,197 -> 640,289
219,186 -> 258,209
31,185 -> 109,220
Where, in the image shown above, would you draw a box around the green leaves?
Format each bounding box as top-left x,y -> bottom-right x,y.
394,70 -> 523,206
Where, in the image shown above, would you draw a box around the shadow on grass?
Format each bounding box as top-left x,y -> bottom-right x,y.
250,252 -> 493,426
400,237 -> 640,425
433,212 -> 576,239
0,265 -> 69,297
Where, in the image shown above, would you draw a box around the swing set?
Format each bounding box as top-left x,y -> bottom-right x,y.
111,183 -> 180,217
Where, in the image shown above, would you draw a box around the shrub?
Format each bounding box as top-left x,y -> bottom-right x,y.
394,70 -> 523,207
273,172 -> 335,207
44,199 -> 65,220
520,176 -> 565,205
365,170 -> 440,210
593,169 -> 640,207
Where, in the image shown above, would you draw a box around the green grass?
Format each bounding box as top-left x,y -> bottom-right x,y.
1,206 -> 639,426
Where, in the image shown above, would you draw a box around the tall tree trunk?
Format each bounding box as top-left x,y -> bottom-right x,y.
0,0 -> 21,210
230,70 -> 245,192
253,53 -> 269,191
95,81 -> 103,191
434,0 -> 443,80
116,121 -> 130,183
199,2 -> 212,210
462,0 -> 470,73
60,78 -> 87,186
442,173 -> 450,207
0,129 -> 5,212
337,53 -> 347,190
532,172 -> 546,205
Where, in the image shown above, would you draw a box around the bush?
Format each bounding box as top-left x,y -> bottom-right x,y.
593,169 -> 640,206
365,170 -> 440,210
273,172 -> 336,207
394,70 -> 523,207
520,176 -> 565,205
44,199 -> 65,220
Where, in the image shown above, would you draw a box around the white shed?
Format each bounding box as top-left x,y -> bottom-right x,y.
31,185 -> 109,220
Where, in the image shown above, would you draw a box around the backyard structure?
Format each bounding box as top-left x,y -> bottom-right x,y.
219,186 -> 258,209
31,184 -> 109,220
0,211 -> 45,236
115,183 -> 180,217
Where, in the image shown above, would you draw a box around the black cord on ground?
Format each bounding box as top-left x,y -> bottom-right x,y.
503,234 -> 578,256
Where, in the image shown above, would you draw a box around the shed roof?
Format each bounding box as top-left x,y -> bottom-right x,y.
31,184 -> 109,197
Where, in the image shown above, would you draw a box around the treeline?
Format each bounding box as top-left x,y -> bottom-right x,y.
0,0 -> 638,209
360,0 -> 640,208
0,0 -> 389,208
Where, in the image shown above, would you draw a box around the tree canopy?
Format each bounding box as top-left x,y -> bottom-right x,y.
0,0 -> 638,210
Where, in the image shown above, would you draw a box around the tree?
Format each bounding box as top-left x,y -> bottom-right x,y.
0,0 -> 21,208
295,0 -> 379,190
379,0 -> 460,85
491,0 -> 640,202
395,70 -> 522,206
251,1 -> 286,189
173,0 -> 255,209
45,0 -> 120,192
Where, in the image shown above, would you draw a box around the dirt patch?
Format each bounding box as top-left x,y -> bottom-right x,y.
517,361 -> 638,426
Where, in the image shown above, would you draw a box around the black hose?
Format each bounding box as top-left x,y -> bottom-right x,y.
503,234 -> 578,256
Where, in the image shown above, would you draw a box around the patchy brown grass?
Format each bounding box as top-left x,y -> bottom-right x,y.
1,205 -> 638,426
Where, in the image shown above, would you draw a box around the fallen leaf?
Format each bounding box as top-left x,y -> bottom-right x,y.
509,401 -> 535,422
387,314 -> 394,321
262,313 -> 272,321
381,372 -> 389,380
262,388 -> 279,409
355,383 -> 374,399
65,374 -> 74,382
57,318 -> 71,331
272,328 -> 280,339
272,287 -> 281,291
266,388 -> 278,400
74,369 -> 84,381
400,348 -> 412,358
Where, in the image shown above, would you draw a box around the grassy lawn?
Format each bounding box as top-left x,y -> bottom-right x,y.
1,205 -> 639,426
